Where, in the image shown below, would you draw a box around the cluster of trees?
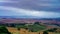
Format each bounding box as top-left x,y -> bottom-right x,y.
0,26 -> 11,34
47,28 -> 57,32
43,28 -> 57,34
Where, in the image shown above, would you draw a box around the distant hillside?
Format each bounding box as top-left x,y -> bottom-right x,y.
0,16 -> 60,25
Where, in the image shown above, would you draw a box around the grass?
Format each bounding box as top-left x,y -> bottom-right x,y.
27,24 -> 46,32
15,24 -> 46,32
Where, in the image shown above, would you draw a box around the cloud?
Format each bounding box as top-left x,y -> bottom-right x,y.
0,0 -> 18,3
0,0 -> 60,11
0,6 -> 60,18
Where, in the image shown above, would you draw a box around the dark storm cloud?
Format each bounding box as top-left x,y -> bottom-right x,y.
0,0 -> 60,12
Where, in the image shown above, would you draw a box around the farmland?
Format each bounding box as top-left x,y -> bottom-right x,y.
0,18 -> 60,34
0,23 -> 60,34
7,27 -> 60,34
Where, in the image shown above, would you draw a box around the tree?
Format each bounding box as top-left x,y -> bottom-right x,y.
34,22 -> 40,25
0,26 -> 11,34
43,31 -> 48,34
24,28 -> 28,30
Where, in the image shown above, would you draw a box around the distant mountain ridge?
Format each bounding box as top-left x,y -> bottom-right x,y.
0,16 -> 60,20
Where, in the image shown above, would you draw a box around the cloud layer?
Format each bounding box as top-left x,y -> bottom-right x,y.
0,0 -> 60,18
0,6 -> 60,18
0,0 -> 60,11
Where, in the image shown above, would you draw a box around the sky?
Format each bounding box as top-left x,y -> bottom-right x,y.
0,0 -> 60,18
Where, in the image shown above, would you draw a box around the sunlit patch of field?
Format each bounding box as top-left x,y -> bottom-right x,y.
7,27 -> 40,34
7,27 -> 60,34
6,27 -> 19,34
